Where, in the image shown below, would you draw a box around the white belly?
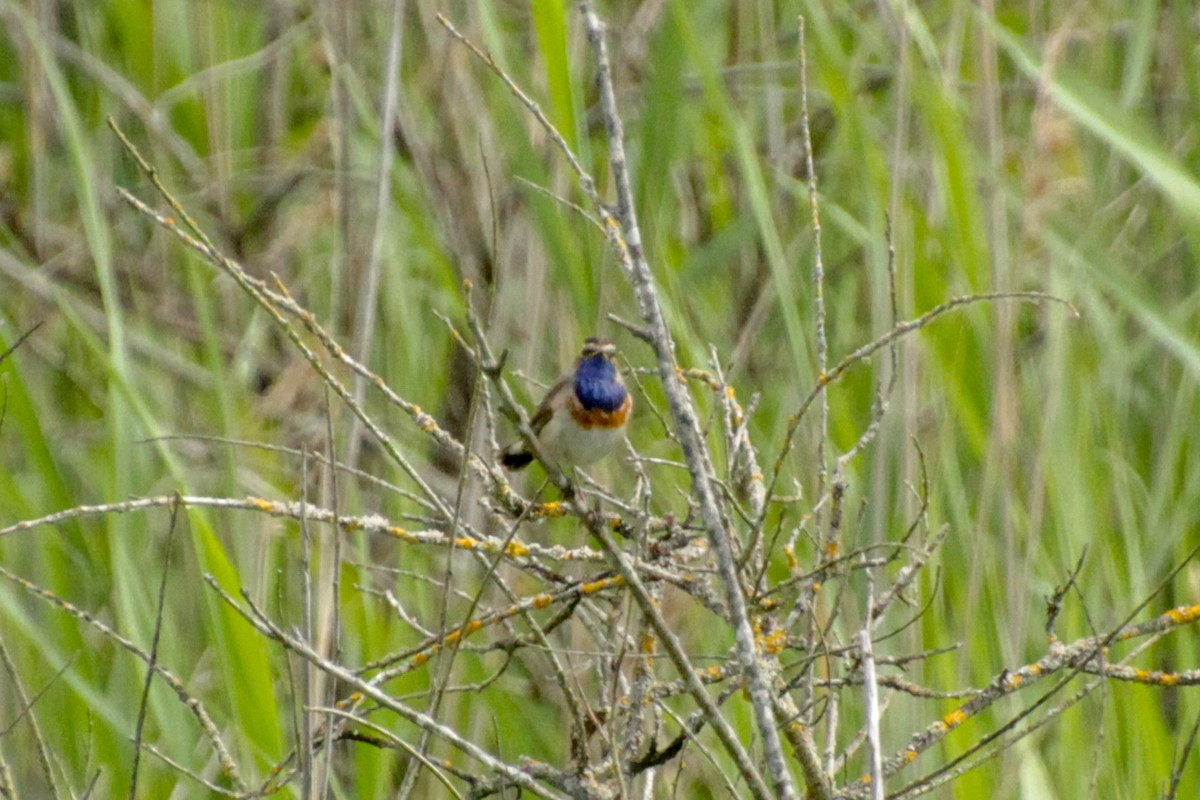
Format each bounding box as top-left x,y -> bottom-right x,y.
536,411 -> 625,468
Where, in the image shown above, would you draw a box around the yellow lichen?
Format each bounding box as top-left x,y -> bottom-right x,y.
388,526 -> 417,542
785,546 -> 798,570
1166,604 -> 1200,625
247,497 -> 276,512
536,502 -> 565,517
942,709 -> 967,729
758,629 -> 787,655
336,691 -> 364,709
582,576 -> 622,594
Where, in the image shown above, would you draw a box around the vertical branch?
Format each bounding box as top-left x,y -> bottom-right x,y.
128,498 -> 181,798
877,1 -> 912,547
298,450 -> 315,795
798,17 -> 830,529
320,394 -> 341,800
861,579 -> 884,800
580,5 -> 799,799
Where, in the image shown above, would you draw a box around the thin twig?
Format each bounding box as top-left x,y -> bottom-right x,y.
128,495 -> 181,800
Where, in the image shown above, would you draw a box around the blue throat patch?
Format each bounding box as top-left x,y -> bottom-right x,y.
574,355 -> 627,412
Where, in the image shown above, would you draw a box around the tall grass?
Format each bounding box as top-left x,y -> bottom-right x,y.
1,1 -> 1198,797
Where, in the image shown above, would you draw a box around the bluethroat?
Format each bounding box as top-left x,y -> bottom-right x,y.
501,337 -> 632,471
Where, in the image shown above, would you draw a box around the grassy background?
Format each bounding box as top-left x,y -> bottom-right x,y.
2,0 -> 1199,797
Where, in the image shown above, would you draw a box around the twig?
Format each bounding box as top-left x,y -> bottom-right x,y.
0,320 -> 42,366
1165,711 -> 1200,800
859,579 -> 883,800
798,15 -> 831,538
128,495 -> 181,799
761,290 -> 1075,519
202,574 -> 572,800
0,563 -> 244,790
578,6 -> 798,797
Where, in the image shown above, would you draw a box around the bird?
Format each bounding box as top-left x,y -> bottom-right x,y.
501,337 -> 632,471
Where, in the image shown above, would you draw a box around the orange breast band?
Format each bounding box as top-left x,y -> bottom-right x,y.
569,394 -> 631,429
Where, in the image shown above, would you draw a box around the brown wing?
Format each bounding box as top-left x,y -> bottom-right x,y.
500,376 -> 571,470
528,376 -> 571,434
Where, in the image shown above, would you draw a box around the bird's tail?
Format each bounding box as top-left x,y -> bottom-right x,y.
500,445 -> 533,470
